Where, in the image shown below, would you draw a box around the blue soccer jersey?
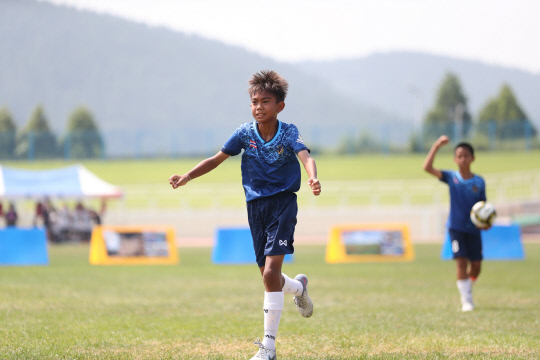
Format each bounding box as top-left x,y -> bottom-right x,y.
221,120 -> 309,202
440,170 -> 487,234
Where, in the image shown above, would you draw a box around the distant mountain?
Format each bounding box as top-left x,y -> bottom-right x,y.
0,0 -> 405,156
298,52 -> 540,129
2,1 -> 538,157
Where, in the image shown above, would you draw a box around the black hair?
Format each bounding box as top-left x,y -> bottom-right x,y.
454,142 -> 474,156
248,70 -> 288,103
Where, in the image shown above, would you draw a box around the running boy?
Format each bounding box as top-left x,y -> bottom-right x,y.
423,135 -> 488,312
169,70 -> 321,359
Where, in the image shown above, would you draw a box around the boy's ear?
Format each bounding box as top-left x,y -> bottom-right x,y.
278,101 -> 285,113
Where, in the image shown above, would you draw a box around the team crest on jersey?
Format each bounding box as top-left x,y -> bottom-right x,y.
277,145 -> 284,154
472,185 -> 478,193
453,176 -> 459,184
249,140 -> 257,149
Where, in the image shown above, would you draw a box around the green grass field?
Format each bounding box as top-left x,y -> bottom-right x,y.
3,150 -> 540,212
1,244 -> 539,359
4,150 -> 540,184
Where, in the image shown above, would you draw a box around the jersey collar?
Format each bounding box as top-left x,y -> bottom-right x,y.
252,120 -> 282,146
454,170 -> 475,182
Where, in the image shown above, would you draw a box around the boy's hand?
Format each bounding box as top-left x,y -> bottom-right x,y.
478,223 -> 492,230
307,178 -> 321,196
435,135 -> 450,148
169,174 -> 190,189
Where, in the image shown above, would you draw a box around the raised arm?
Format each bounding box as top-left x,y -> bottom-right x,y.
297,150 -> 321,196
423,135 -> 449,180
169,151 -> 230,189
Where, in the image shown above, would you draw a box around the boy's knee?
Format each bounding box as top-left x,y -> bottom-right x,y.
262,267 -> 281,286
262,267 -> 279,280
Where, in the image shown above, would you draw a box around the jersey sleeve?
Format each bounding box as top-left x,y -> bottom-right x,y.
221,127 -> 244,156
479,177 -> 487,201
289,125 -> 310,154
439,170 -> 451,184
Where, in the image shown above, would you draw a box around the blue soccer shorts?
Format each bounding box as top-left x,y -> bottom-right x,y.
247,192 -> 297,268
448,229 -> 483,261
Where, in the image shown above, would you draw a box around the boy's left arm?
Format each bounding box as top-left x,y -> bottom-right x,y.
297,150 -> 321,196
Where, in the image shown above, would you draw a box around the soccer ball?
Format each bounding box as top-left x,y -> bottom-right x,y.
470,201 -> 497,228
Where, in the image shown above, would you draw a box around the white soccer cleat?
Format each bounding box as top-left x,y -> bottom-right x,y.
293,274 -> 313,318
250,339 -> 276,360
461,302 -> 474,312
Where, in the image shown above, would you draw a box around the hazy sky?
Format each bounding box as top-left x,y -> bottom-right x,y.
42,0 -> 540,74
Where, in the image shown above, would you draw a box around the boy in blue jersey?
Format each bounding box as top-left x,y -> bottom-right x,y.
424,135 -> 489,311
423,135 -> 489,312
169,70 -> 321,359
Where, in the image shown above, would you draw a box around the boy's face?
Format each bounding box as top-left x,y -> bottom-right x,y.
454,146 -> 474,170
250,91 -> 284,125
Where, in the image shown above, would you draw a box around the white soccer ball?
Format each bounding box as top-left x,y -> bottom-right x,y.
470,201 -> 497,229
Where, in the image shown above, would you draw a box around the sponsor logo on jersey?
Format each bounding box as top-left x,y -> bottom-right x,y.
279,240 -> 287,246
296,135 -> 304,144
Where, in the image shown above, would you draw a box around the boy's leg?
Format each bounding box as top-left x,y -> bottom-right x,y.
468,260 -> 481,283
281,273 -> 303,296
456,257 -> 473,311
259,255 -> 284,353
455,257 -> 469,280
462,233 -> 483,309
450,230 -> 474,311
467,231 -> 483,284
261,193 -> 312,317
282,272 -> 313,318
292,274 -> 313,318
261,255 -> 285,291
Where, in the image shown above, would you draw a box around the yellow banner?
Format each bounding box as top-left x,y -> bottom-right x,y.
325,223 -> 414,263
89,225 -> 179,265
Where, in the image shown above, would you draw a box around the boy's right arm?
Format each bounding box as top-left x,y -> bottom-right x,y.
423,135 -> 449,180
169,151 -> 230,189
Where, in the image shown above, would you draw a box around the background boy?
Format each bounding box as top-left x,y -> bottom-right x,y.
169,70 -> 321,359
423,135 -> 488,312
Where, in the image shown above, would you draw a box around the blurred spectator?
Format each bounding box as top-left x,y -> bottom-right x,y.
88,198 -> 107,226
88,208 -> 101,225
5,202 -> 18,227
43,198 -> 57,242
52,203 -> 73,242
72,202 -> 92,242
0,202 -> 3,217
33,201 -> 45,227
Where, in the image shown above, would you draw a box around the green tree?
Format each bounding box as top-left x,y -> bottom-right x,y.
16,105 -> 58,159
423,73 -> 472,142
62,106 -> 103,158
0,107 -> 17,159
478,84 -> 537,139
337,130 -> 381,154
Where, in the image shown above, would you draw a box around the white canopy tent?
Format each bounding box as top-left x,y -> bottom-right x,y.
0,164 -> 122,199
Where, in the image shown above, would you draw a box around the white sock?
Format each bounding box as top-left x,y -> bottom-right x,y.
262,291 -> 283,351
456,279 -> 473,305
281,273 -> 303,296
